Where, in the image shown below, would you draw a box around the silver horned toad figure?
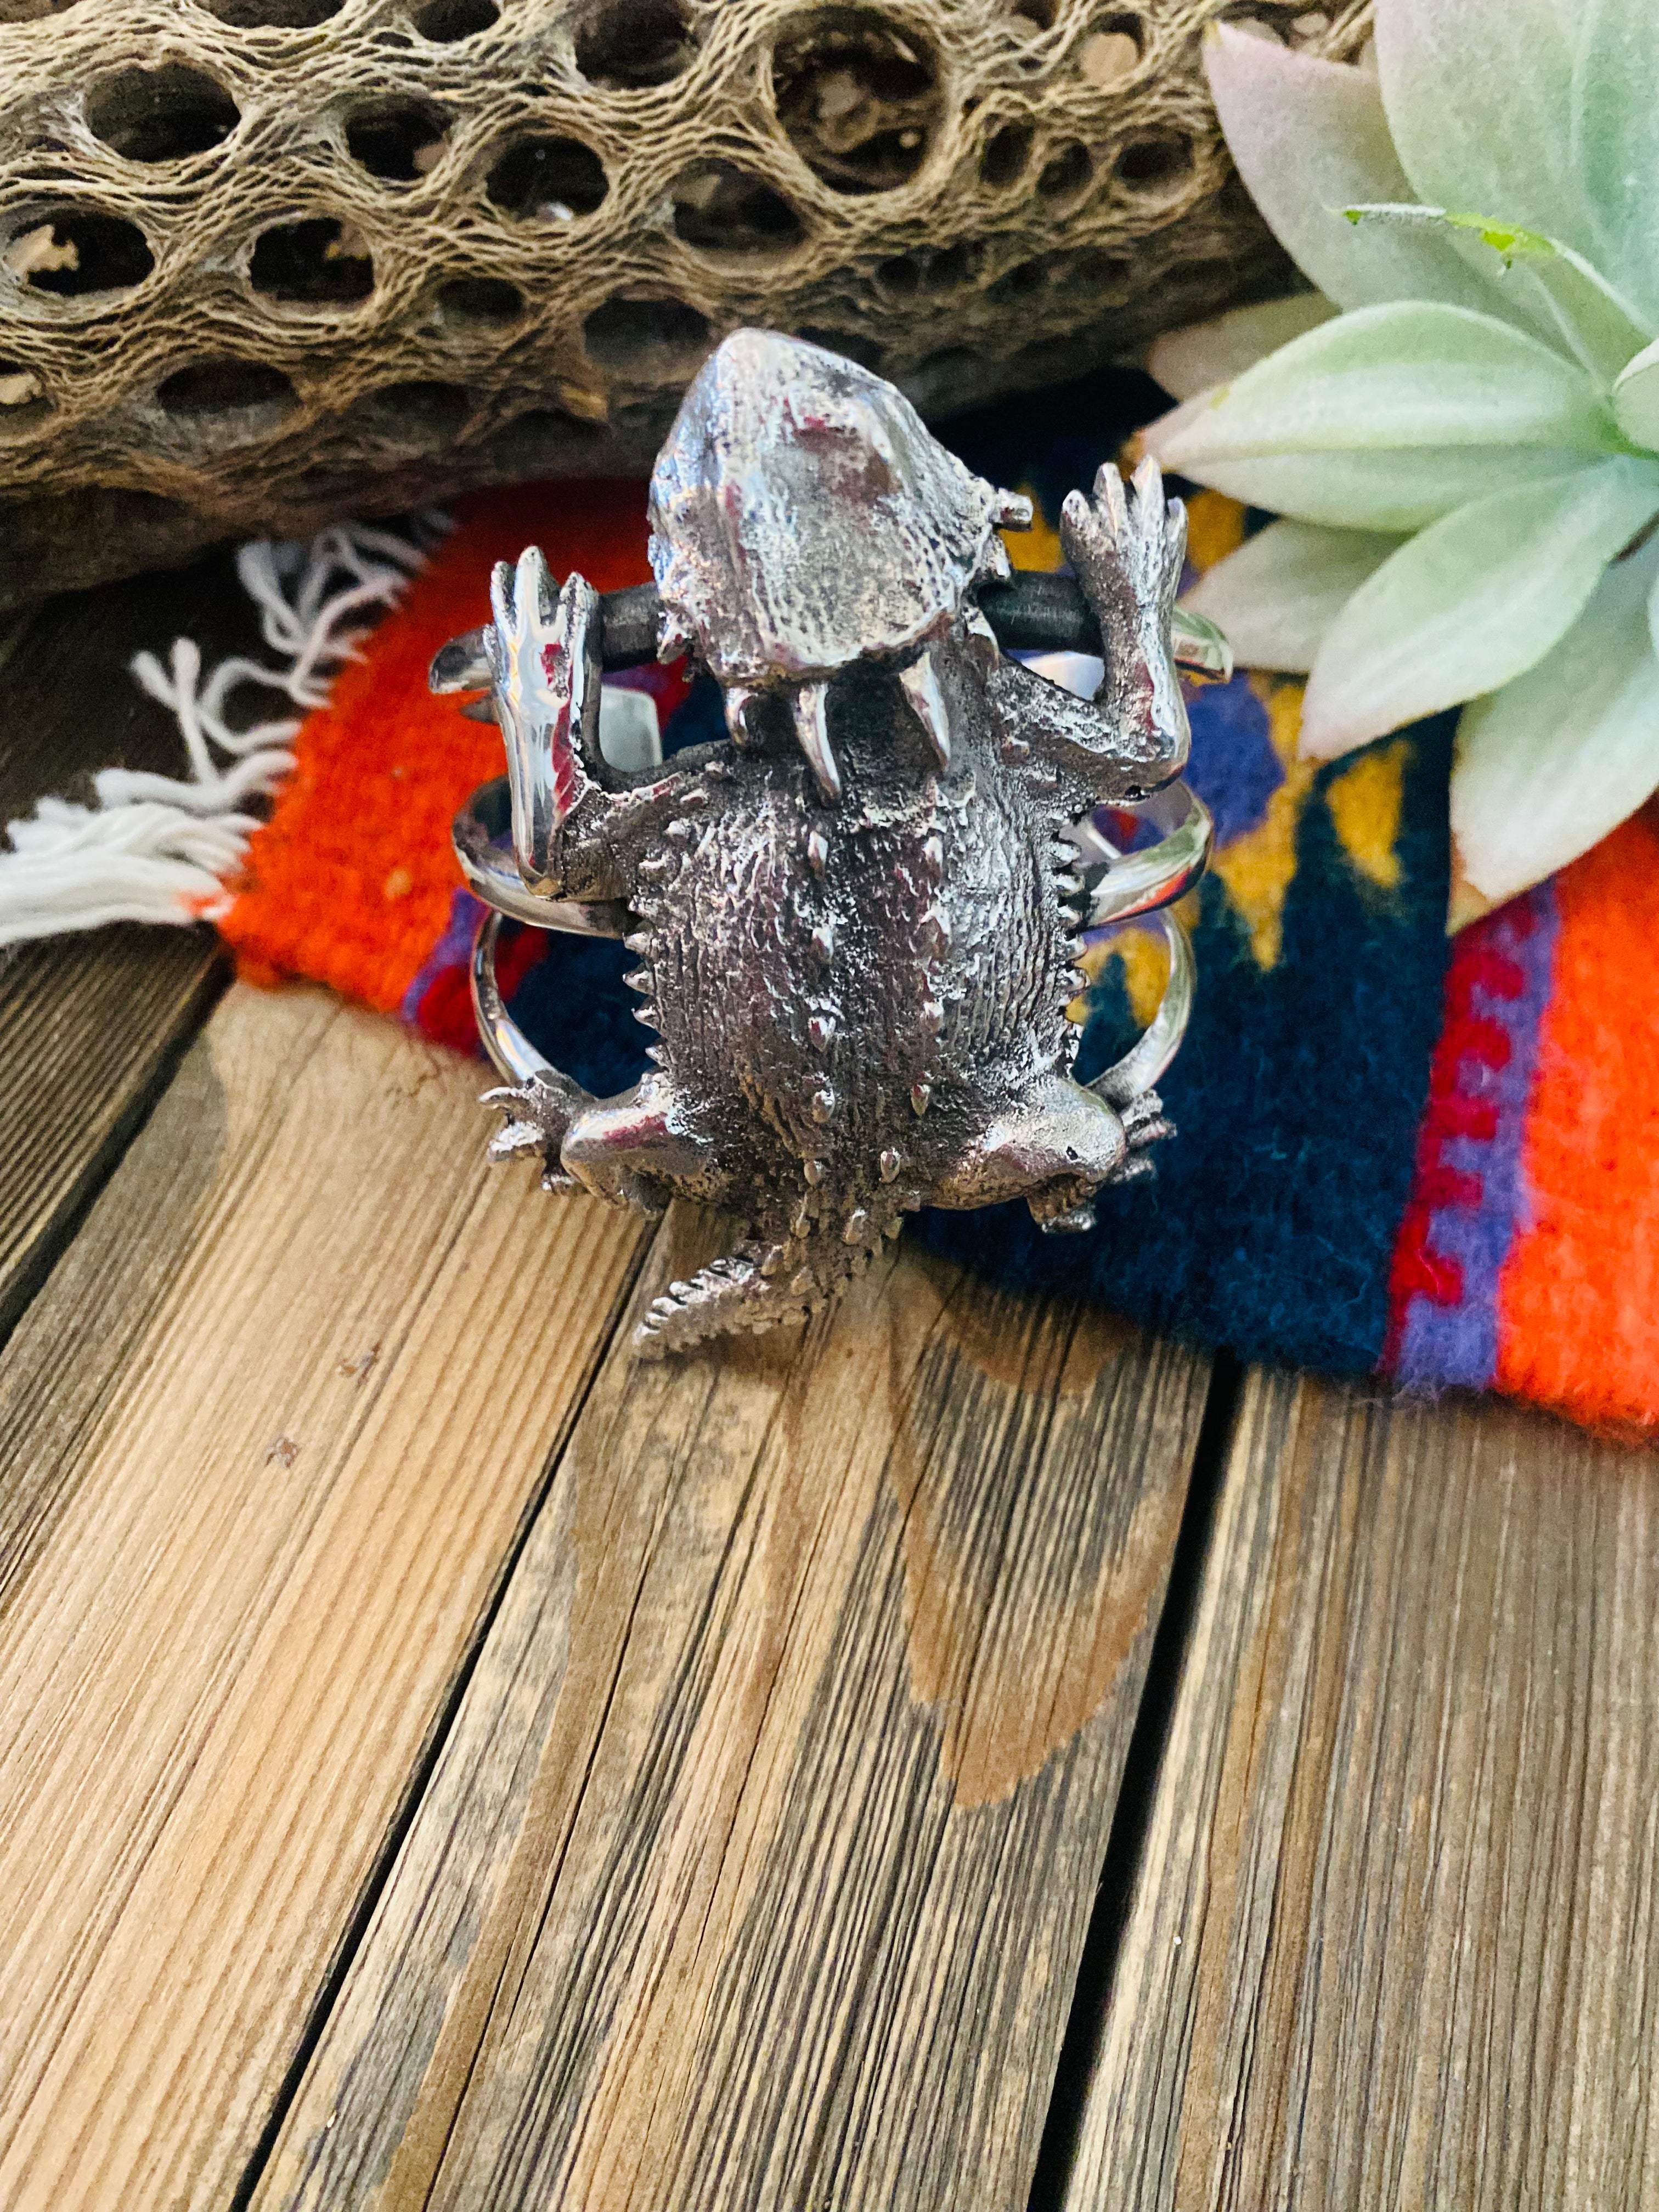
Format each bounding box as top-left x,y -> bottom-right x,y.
440,330 -> 1217,1357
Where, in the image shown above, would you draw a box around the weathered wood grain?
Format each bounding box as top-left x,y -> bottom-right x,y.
254,1215 -> 1212,2212
0,929 -> 225,1336
1063,1368 -> 1659,2212
0,982 -> 652,2212
0,552 -> 264,1336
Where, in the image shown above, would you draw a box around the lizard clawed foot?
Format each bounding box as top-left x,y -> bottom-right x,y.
1059,458 -> 1185,650
1059,458 -> 1189,776
1028,1086 -> 1175,1233
1103,1086 -> 1174,1188
486,546 -> 602,886
482,1077 -> 580,1191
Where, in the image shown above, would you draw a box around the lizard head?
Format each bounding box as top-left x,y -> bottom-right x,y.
648,329 -> 1029,800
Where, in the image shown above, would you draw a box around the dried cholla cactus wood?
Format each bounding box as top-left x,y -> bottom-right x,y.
0,0 -> 1370,607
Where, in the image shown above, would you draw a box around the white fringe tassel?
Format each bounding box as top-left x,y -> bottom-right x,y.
0,518 -> 442,950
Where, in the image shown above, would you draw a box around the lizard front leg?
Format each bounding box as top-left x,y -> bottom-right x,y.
988,458 -> 1191,811
1063,456 -> 1189,784
485,545 -> 707,905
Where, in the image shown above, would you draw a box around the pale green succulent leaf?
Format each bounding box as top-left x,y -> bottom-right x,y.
1571,0 -> 1659,329
1451,535 -> 1659,912
1182,521 -> 1404,675
1201,24 -> 1503,319
1164,444 -> 1598,535
1148,293 -> 1337,404
1300,456 -> 1659,758
1613,336 -> 1659,453
1147,303 -> 1613,473
1342,201 -> 1652,386
1373,0 -> 1596,269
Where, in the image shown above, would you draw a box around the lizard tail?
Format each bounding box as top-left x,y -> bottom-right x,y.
632,1196 -> 905,1359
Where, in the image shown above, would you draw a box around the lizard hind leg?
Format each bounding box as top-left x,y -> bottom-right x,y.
1024,1087 -> 1175,1233
560,1073 -> 724,1219
924,1072 -> 1172,1234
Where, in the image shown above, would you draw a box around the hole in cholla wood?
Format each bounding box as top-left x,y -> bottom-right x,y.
488,407 -> 611,469
771,8 -> 941,193
199,0 -> 343,22
979,120 -> 1034,188
874,240 -> 984,302
1115,133 -> 1193,188
85,64 -> 241,163
1079,13 -> 1143,86
154,360 -> 300,448
157,360 -> 298,418
413,0 -> 498,37
3,210 -> 154,296
0,358 -> 48,433
584,294 -> 712,377
486,134 -> 608,221
437,274 -> 524,325
345,380 -> 470,442
574,0 -> 698,88
346,98 -> 450,182
670,164 -> 805,256
1037,139 -> 1092,204
991,244 -> 1132,304
250,217 -> 374,306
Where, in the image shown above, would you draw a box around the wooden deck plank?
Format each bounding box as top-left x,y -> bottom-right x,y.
0,982 -> 652,2212
1061,1369 -> 1659,2212
0,930 -> 225,1338
0,552 -> 266,1337
254,1215 -> 1213,2212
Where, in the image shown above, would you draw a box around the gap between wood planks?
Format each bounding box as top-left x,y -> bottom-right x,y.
1025,1347 -> 1244,2212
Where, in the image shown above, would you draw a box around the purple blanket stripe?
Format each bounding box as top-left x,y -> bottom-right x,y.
1396,884 -> 1559,1392
402,885 -> 483,1028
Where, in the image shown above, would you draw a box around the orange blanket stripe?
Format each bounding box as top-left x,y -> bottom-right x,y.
1497,806 -> 1659,1431
220,481 -> 652,1011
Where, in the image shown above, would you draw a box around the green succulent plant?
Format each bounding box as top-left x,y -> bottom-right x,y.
1144,1 -> 1659,927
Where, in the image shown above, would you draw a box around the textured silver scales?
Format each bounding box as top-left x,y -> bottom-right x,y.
442,330 -> 1213,1357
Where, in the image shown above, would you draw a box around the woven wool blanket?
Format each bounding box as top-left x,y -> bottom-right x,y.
24,374 -> 1657,1436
